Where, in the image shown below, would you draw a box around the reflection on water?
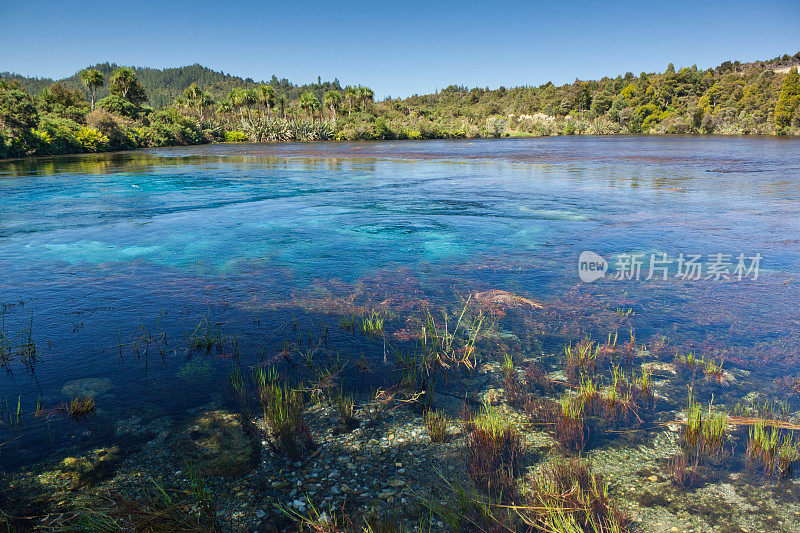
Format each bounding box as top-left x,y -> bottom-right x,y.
1,137 -> 800,528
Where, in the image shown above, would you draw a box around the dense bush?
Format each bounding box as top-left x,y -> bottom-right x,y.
96,95 -> 145,119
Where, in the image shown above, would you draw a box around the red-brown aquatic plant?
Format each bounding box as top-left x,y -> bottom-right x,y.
669,452 -> 701,488
465,405 -> 520,501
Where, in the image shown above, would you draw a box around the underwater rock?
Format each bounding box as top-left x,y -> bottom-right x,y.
61,377 -> 113,398
37,446 -> 122,490
175,410 -> 255,475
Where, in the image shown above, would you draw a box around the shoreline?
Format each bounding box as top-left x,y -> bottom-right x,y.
2,132 -> 799,164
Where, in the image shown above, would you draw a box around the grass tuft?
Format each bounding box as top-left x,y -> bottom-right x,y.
424,410 -> 450,442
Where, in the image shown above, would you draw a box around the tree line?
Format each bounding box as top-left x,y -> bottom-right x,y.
1,53 -> 799,159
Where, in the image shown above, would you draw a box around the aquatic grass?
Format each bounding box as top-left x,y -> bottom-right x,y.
332,387 -> 358,430
524,459 -> 631,532
668,451 -> 701,488
703,358 -> 725,383
563,338 -> 599,383
420,474 -> 501,532
465,405 -> 520,501
416,298 -> 484,410
747,420 -> 800,479
701,404 -> 728,459
230,364 -> 244,393
66,395 -> 96,421
188,316 -> 228,353
675,351 -> 703,373
261,379 -> 315,457
361,311 -> 385,336
1,395 -> 23,427
681,390 -> 704,454
424,410 -> 450,442
338,313 -> 357,332
555,394 -> 586,452
184,460 -> 220,530
501,353 -> 514,379
52,474 -> 221,532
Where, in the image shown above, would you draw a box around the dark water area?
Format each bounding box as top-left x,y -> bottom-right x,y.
0,136 -> 799,488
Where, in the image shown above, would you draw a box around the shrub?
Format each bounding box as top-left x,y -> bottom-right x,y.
224,130 -> 249,142
75,127 -> 109,152
96,94 -> 143,119
35,114 -> 83,154
87,110 -> 137,150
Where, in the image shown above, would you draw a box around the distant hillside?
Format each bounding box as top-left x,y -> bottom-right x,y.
1,63 -> 343,109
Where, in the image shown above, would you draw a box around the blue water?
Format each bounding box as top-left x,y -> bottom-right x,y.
1,136 -> 799,470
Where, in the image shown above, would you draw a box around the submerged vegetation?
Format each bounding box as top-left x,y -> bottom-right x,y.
2,52 -> 800,158
3,284 -> 800,531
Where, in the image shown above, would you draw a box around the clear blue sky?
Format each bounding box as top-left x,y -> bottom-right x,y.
2,0 -> 799,98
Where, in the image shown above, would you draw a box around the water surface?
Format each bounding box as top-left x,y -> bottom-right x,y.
1,136 -> 799,476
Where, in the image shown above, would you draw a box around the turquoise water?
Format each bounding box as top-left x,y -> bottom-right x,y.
1,136 -> 799,471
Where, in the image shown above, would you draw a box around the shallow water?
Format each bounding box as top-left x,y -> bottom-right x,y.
1,136 -> 800,496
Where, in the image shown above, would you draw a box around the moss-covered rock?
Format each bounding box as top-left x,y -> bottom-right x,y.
176,410 -> 255,475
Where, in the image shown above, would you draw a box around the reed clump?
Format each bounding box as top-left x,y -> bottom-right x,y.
188,316 -> 228,353
668,452 -> 701,488
555,394 -> 587,452
257,373 -> 315,457
332,387 -> 359,430
465,405 -> 520,501
525,460 -> 631,532
425,410 -> 450,443
563,339 -> 600,384
747,420 -> 800,480
67,396 -> 96,421
361,311 -> 384,336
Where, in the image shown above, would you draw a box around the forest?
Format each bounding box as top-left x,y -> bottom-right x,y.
1,52 -> 799,159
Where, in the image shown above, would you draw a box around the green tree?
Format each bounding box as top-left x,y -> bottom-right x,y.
241,89 -> 258,121
183,83 -> 213,120
277,95 -> 286,119
775,68 -> 800,128
0,88 -> 39,133
323,90 -> 342,120
79,69 -> 104,111
358,86 -> 374,111
108,67 -> 147,105
258,85 -> 276,116
344,86 -> 358,116
227,88 -> 244,117
299,91 -> 319,120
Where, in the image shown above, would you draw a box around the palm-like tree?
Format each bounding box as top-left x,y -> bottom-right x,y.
228,88 -> 244,117
182,84 -> 215,121
344,86 -> 358,116
299,91 -> 319,121
258,85 -> 276,116
358,86 -> 374,111
79,69 -> 104,111
323,90 -> 342,120
277,95 -> 287,119
241,89 -> 259,122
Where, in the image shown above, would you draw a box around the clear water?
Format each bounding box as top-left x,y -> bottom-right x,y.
1,136 -> 799,473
